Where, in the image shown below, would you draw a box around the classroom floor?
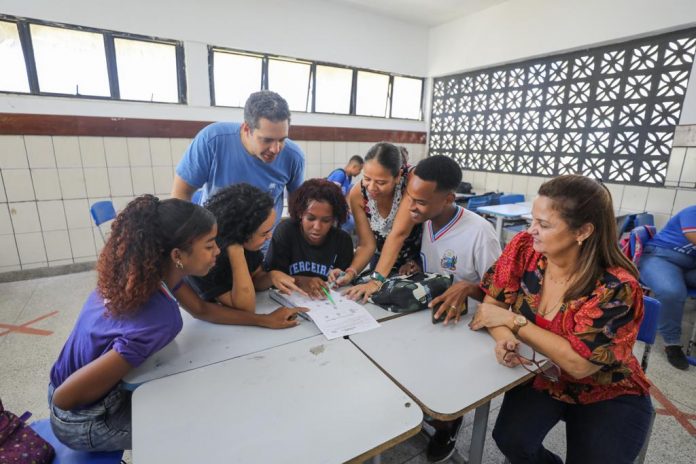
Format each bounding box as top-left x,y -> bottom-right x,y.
1,270 -> 695,464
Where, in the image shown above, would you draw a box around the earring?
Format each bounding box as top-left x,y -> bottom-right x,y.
175,260 -> 184,270
577,240 -> 583,246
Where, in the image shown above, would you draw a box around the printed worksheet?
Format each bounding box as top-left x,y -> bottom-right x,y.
270,289 -> 380,340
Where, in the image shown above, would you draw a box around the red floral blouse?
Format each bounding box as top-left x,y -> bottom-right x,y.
480,232 -> 650,404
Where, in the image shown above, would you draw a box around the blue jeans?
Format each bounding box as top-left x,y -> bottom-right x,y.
48,383 -> 132,451
638,245 -> 696,345
493,382 -> 652,464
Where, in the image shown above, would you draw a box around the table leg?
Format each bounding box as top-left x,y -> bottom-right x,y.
369,454 -> 382,464
468,401 -> 491,464
495,216 -> 503,241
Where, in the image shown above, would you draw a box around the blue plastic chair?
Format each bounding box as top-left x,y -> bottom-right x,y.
498,194 -> 525,205
30,419 -> 123,464
466,192 -> 501,214
90,201 -> 117,243
634,213 -> 654,227
686,288 -> 696,366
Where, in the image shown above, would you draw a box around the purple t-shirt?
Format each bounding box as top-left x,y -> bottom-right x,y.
649,205 -> 696,257
50,285 -> 183,388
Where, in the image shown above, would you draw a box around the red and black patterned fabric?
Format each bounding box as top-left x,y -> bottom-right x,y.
480,232 -> 650,405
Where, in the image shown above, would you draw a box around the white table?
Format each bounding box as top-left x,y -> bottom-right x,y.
132,335 -> 423,464
350,310 -> 535,464
123,291 -> 394,387
476,202 -> 532,241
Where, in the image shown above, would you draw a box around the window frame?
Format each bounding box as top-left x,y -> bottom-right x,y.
208,45 -> 424,120
0,14 -> 187,104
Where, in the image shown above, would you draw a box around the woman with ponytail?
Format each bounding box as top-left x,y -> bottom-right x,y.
48,195 -> 302,452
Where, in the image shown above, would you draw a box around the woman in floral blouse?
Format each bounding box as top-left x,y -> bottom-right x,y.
470,175 -> 652,463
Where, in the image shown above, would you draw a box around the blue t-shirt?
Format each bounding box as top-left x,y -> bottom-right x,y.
327,168 -> 352,196
176,122 -> 305,224
50,285 -> 183,389
649,205 -> 696,256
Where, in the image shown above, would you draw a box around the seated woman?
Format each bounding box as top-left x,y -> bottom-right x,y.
48,195 -> 300,452
333,142 -> 423,301
265,178 -> 354,299
638,205 -> 696,370
469,175 -> 653,463
179,183 -> 307,328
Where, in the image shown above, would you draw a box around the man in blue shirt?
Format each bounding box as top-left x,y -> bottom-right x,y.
172,91 -> 305,227
326,155 -> 364,196
639,205 -> 696,370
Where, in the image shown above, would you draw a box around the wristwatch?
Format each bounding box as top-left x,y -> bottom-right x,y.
511,315 -> 528,335
370,271 -> 386,283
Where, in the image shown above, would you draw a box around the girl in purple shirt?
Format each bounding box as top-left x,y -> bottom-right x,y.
49,195 -> 300,452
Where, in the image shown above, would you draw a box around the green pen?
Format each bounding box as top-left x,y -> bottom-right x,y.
321,286 -> 337,307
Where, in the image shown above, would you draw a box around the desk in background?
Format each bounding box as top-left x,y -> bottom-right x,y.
476,202 -> 532,241
350,310 -> 535,464
124,290 -> 394,387
132,335 -> 423,464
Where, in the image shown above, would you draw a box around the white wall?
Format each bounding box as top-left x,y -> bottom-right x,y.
0,0 -> 428,130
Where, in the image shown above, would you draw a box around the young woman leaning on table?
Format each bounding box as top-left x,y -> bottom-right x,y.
469,175 -> 653,464
49,195 -> 280,451
178,183 -> 307,329
332,142 -> 423,301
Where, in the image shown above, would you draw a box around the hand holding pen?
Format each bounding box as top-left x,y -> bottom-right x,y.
328,267 -> 357,289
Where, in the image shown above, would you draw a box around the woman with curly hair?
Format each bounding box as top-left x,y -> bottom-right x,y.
182,183 -> 309,308
49,195 -> 260,451
265,179 -> 354,299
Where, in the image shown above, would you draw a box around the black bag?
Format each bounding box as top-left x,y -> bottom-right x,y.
370,272 -> 453,313
456,182 -> 473,194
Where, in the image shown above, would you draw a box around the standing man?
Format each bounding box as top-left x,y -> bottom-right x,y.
326,155 -> 364,196
406,155 -> 501,463
172,91 -> 305,227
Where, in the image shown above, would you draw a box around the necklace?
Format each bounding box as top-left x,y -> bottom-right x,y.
539,270 -> 570,317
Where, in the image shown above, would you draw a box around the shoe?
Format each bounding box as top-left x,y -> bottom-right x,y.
426,417 -> 463,463
665,345 -> 689,370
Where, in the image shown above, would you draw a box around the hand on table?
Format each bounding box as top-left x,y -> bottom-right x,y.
469,303 -> 515,331
296,276 -> 330,300
269,270 -> 308,297
327,268 -> 355,288
494,339 -> 532,368
429,281 -> 477,325
343,280 -> 381,304
262,306 -> 309,329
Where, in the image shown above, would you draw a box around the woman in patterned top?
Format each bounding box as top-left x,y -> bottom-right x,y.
469,175 -> 652,463
333,142 -> 423,302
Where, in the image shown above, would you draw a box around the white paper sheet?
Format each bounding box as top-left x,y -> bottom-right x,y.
270,289 -> 380,339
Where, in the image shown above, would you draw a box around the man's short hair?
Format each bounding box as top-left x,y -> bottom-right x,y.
244,91 -> 291,129
348,155 -> 364,165
414,155 -> 462,192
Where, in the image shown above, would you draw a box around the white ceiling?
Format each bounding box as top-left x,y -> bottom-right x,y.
330,0 -> 510,26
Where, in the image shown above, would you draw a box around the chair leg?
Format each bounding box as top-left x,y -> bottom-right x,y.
686,318 -> 696,366
635,407 -> 656,464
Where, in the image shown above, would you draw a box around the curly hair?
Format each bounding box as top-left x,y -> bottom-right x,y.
204,183 -> 274,248
96,195 -> 216,317
288,179 -> 349,225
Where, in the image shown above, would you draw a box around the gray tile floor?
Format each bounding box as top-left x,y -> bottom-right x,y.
1,271 -> 695,463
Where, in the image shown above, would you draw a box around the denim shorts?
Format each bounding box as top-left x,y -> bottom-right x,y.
47,383 -> 132,451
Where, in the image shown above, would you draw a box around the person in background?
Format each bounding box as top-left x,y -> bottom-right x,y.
327,155 -> 364,234
399,145 -> 409,166
327,155 -> 364,196
638,204 -> 696,370
48,196 -> 294,451
171,90 -> 305,233
470,175 -> 652,464
404,155 -> 502,462
331,142 -> 422,298
265,179 -> 354,299
178,183 -> 307,328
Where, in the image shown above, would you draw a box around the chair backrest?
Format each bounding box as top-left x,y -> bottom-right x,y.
89,201 -> 116,227
498,194 -> 524,205
634,213 -> 654,227
617,213 -> 637,237
638,296 -> 660,345
30,419 -> 123,464
466,192 -> 502,213
628,225 -> 657,259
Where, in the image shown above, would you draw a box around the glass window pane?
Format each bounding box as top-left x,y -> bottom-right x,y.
268,58 -> 310,112
213,51 -> 262,107
315,65 -> 352,114
115,38 -> 179,103
391,76 -> 423,119
30,24 -> 110,96
356,71 -> 389,117
0,21 -> 29,93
